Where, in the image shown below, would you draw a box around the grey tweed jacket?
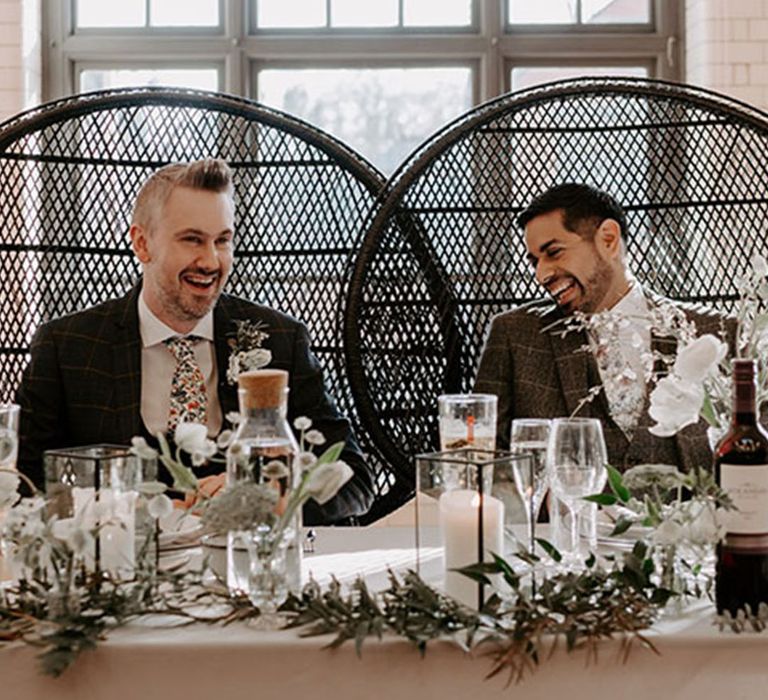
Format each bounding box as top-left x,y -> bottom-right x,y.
16,284 -> 374,524
474,293 -> 730,473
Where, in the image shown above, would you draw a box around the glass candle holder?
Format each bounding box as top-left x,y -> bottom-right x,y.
438,394 -> 497,452
416,448 -> 530,609
0,404 -> 19,472
44,444 -> 151,577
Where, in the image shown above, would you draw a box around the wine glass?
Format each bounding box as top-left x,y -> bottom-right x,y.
546,418 -> 608,569
509,419 -> 551,553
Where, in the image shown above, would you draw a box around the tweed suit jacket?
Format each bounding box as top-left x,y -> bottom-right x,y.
16,285 -> 374,524
475,292 -> 730,473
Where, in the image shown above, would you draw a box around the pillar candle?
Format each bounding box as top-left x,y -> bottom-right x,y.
439,489 -> 504,608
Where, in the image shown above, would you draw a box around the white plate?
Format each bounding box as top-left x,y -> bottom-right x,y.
157,511 -> 203,550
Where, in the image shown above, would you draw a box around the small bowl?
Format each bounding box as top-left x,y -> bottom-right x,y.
201,533 -> 248,586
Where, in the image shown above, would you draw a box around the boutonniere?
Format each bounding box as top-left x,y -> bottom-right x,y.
226,319 -> 272,384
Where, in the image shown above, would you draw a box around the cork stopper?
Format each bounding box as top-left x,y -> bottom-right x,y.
237,369 -> 288,410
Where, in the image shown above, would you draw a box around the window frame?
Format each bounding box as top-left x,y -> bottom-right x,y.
43,0 -> 683,108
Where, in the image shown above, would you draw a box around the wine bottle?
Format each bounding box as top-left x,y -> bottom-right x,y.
715,359 -> 768,615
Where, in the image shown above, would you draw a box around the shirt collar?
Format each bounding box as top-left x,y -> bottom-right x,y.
610,279 -> 648,319
138,291 -> 214,348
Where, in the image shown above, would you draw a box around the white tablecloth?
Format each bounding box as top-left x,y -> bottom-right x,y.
4,511 -> 768,700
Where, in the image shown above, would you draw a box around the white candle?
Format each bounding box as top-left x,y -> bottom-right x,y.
72,486 -> 136,575
439,489 -> 504,608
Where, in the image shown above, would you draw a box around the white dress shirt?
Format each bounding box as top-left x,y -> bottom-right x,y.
589,281 -> 651,437
138,292 -> 223,438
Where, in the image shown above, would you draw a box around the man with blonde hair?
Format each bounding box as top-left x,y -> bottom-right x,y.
17,158 -> 374,524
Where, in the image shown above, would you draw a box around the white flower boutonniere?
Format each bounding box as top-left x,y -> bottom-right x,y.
227,319 -> 272,384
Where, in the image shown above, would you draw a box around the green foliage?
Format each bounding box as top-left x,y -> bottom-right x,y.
606,464 -> 631,503
282,545 -> 672,685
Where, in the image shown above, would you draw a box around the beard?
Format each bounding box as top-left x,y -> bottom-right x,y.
573,258 -> 614,313
150,268 -> 225,323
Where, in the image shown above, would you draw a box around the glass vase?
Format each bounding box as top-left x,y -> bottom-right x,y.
225,370 -> 301,596
247,524 -> 290,614
653,543 -> 686,616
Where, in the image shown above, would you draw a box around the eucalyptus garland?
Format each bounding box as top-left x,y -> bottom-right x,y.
0,539 -> 763,681
283,539 -> 669,684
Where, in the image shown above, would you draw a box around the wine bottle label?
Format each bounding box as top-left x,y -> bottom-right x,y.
720,463 -> 768,534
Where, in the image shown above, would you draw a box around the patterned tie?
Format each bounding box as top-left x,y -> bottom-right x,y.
165,336 -> 208,431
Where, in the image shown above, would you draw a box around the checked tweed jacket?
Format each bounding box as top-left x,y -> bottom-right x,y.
475,293 -> 730,473
16,285 -> 374,525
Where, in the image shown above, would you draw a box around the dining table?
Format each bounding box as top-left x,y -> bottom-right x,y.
3,499 -> 768,700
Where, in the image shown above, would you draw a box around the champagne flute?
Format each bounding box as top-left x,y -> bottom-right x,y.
546,418 -> 607,569
509,419 -> 551,553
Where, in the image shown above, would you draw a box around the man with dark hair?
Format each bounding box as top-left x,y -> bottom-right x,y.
475,182 -> 722,471
17,158 -> 374,524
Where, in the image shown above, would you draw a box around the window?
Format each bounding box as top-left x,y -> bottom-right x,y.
507,0 -> 651,26
44,0 -> 681,175
257,66 -> 473,173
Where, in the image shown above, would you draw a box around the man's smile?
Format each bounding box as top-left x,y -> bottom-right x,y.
547,277 -> 579,306
180,270 -> 220,292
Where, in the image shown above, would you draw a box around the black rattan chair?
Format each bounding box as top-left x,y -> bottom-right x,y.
344,76 -> 768,506
0,87 -> 397,518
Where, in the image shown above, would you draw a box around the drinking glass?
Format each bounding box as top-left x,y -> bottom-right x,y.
438,394 -> 497,452
546,418 -> 608,568
438,394 -> 497,493
510,419 -> 550,552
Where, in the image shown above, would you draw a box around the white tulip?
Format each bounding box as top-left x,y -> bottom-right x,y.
175,422 -> 216,458
648,375 -> 704,437
305,460 -> 353,505
148,493 -> 174,520
130,436 -> 158,460
673,334 -> 727,383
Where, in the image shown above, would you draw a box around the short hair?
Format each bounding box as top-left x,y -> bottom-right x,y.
516,183 -> 628,241
131,158 -> 234,231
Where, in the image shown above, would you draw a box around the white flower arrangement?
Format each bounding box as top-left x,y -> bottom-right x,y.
587,463 -> 733,597
646,254 -> 768,437
226,319 -> 272,384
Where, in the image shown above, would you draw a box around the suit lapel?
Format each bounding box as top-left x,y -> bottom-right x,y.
112,285 -> 143,441
214,300 -> 239,418
544,312 -> 604,418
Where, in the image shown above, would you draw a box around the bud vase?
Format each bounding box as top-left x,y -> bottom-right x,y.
247,525 -> 290,614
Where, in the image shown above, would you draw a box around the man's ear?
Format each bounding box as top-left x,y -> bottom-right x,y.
130,224 -> 151,264
595,218 -> 623,260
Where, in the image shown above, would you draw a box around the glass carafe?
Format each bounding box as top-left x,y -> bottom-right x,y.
225,369 -> 300,597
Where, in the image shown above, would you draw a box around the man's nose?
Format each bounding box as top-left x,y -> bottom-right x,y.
535,258 -> 553,286
197,241 -> 220,269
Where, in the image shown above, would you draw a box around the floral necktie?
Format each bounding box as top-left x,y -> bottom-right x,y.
164,336 -> 208,431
